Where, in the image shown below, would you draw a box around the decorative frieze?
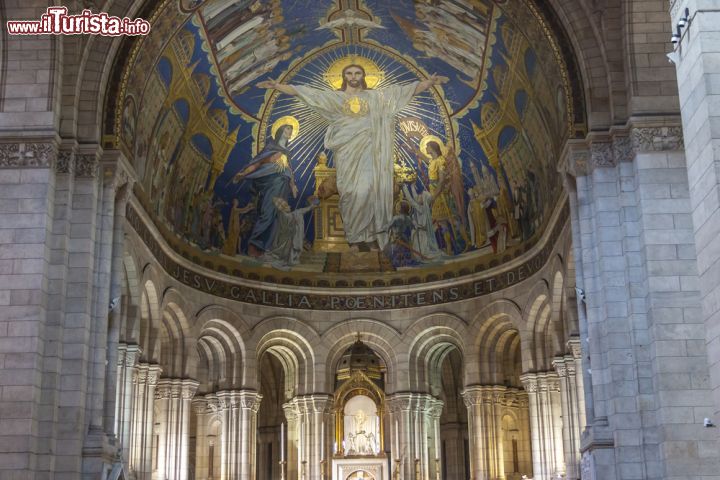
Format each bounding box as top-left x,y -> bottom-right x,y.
56,151 -> 74,174
561,123 -> 684,178
75,154 -> 100,178
0,142 -> 57,168
631,126 -> 684,151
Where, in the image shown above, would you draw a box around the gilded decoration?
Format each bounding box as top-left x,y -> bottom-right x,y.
115,0 -> 582,290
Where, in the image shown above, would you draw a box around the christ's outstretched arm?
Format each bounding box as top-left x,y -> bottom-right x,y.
256,79 -> 298,96
413,73 -> 449,95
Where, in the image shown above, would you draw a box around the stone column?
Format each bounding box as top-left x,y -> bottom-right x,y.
115,343 -> 142,467
440,422 -> 466,480
154,378 -> 199,480
129,363 -> 160,479
671,0 -> 720,455
520,373 -> 565,480
293,394 -> 333,480
192,397 -> 210,480
503,389 -> 532,477
553,340 -> 586,480
216,390 -> 262,480
386,393 -> 414,479
462,385 -> 506,480
427,398 -> 444,480
0,139 -> 57,478
283,402 -> 300,480
103,161 -> 133,438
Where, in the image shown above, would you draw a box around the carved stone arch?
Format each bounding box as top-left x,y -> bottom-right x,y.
405,313 -> 468,394
475,317 -> 521,385
196,318 -> 247,393
121,249 -> 142,343
195,306 -> 251,389
65,0 -> 149,142
522,280 -> 552,371
544,0 -> 619,128
160,288 -> 198,378
249,317 -> 319,395
322,319 -> 403,393
139,267 -> 162,364
469,299 -> 527,384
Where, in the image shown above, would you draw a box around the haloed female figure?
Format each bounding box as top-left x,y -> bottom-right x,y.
232,124 -> 298,257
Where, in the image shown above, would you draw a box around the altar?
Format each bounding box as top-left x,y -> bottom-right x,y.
331,338 -> 389,480
332,457 -> 389,480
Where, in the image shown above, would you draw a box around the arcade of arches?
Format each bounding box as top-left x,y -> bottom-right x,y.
2,0 -> 720,480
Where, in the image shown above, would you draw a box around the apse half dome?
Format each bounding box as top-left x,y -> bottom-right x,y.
113,0 -> 584,290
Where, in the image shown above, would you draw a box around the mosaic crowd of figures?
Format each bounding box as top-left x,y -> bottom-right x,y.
119,0 -> 571,274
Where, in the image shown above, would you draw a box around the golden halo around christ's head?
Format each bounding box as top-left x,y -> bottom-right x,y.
271,115 -> 300,141
324,56 -> 384,90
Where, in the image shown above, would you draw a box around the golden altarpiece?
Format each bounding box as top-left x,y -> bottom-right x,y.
331,337 -> 389,480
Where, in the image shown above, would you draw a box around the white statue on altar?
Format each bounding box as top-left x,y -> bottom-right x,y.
344,395 -> 380,456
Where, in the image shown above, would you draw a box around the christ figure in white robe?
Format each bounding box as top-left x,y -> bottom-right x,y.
258,64 -> 447,251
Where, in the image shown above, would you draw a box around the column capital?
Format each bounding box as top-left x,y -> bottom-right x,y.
216,389 -> 263,412
461,385 -> 506,406
290,393 -> 333,414
283,401 -> 300,421
156,378 -> 199,400
191,397 -> 208,415
118,343 -> 143,368
567,338 -> 582,359
75,145 -> 102,178
386,392 -> 431,413
101,149 -> 136,193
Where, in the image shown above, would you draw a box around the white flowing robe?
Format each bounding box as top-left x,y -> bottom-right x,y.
294,83 -> 417,247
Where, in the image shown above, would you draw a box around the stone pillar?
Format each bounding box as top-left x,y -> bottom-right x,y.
427,398 -> 444,480
520,373 -> 564,480
192,397 -> 211,480
103,160 -> 133,439
129,363 -> 160,479
671,0 -> 720,434
503,388 -> 532,477
154,378 -> 199,480
293,394 -> 333,480
387,393 -> 429,479
115,343 -> 142,467
0,139 -> 57,478
283,402 -> 300,480
440,422 -> 466,480
553,340 -> 586,480
563,127 -> 720,479
216,390 -> 262,480
462,385 -> 506,480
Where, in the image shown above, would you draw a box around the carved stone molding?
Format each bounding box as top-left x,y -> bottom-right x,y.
0,142 -> 57,169
631,126 -> 684,152
590,142 -> 615,169
75,154 -> 100,178
56,151 -> 74,174
520,375 -> 538,393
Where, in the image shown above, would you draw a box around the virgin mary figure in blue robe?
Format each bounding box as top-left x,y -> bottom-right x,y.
233,124 -> 296,256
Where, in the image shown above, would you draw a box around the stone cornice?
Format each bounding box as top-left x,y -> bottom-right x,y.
559,117 -> 685,177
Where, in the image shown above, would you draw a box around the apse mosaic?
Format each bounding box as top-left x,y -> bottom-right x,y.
118,0 -> 573,281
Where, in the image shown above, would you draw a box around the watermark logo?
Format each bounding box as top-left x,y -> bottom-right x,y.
7,6 -> 150,36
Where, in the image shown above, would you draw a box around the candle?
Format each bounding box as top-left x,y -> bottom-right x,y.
281,422 -> 285,462
321,421 -> 325,461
